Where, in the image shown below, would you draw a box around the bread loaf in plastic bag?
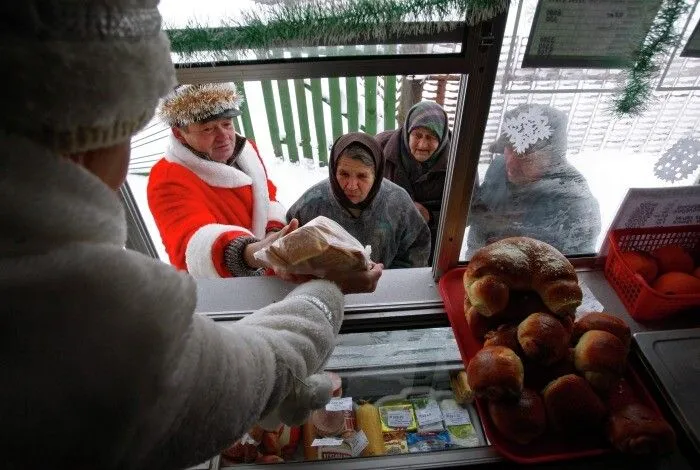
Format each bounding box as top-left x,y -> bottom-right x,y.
255,216 -> 372,275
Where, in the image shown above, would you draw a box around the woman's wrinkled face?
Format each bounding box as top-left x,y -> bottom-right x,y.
409,127 -> 440,162
335,155 -> 376,204
173,118 -> 236,163
504,145 -> 550,185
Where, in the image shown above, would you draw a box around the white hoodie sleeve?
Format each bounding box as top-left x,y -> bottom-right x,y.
123,268 -> 344,469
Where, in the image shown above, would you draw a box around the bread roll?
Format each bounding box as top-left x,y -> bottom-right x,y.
467,346 -> 524,401
463,237 -> 582,318
574,330 -> 627,392
573,312 -> 631,351
484,324 -> 522,354
517,312 -> 572,366
542,374 -> 606,434
488,389 -> 547,444
606,403 -> 675,455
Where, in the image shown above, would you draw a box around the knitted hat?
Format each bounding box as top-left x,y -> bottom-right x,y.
489,104 -> 568,159
158,83 -> 243,128
1,1 -> 176,154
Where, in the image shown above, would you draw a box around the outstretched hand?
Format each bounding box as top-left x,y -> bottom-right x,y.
244,218 -> 299,269
275,263 -> 384,295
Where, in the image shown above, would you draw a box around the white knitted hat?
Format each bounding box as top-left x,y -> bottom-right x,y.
1,1 -> 176,154
158,83 -> 243,128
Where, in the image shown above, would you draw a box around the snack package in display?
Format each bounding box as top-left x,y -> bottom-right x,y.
255,216 -> 372,275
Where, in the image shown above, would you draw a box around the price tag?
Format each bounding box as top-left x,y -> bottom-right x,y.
325,396 -> 353,412
415,401 -> 443,426
347,430 -> 369,457
311,437 -> 345,447
443,408 -> 471,427
387,409 -> 413,428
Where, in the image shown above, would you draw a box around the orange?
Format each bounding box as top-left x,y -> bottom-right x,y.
652,245 -> 694,274
651,272 -> 700,295
620,251 -> 658,283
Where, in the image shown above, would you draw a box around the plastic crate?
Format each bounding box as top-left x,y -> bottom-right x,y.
604,225 -> 700,321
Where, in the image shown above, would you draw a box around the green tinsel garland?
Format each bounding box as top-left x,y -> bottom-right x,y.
613,0 -> 690,116
166,0 -> 509,57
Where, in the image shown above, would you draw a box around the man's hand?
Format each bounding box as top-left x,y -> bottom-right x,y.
244,218 -> 299,269
414,202 -> 430,222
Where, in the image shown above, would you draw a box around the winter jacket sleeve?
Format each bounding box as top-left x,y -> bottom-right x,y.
147,161 -> 254,277
119,256 -> 344,469
389,191 -> 432,269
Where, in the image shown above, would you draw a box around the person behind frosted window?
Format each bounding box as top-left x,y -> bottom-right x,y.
0,1 -> 381,468
287,132 -> 431,269
467,104 -> 601,256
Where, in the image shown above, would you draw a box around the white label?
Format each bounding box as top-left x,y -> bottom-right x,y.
347,430 -> 369,457
443,408 -> 471,427
325,396 -> 353,412
240,433 -> 257,445
415,401 -> 443,426
311,437 -> 345,447
387,409 -> 413,428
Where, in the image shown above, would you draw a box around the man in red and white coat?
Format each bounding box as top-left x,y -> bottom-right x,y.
148,83 -> 292,278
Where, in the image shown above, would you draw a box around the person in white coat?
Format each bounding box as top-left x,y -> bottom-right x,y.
0,1 -> 382,469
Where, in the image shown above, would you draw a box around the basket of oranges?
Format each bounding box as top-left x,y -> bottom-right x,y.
604,225 -> 700,321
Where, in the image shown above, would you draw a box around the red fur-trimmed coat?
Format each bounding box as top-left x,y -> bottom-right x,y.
147,135 -> 287,277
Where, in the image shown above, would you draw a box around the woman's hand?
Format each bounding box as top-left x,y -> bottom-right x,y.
275,263 -> 384,295
414,202 -> 430,222
244,219 -> 299,269
324,263 -> 384,294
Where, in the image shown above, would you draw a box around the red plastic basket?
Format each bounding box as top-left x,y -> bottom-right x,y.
438,267 -> 665,464
604,225 -> 700,321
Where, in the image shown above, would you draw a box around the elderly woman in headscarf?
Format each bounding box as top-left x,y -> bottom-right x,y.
287,132 -> 431,269
466,104 -> 601,256
377,101 -> 451,263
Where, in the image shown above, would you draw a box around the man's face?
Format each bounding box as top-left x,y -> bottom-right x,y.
408,127 -> 440,162
335,156 -> 376,204
173,118 -> 236,163
504,145 -> 550,185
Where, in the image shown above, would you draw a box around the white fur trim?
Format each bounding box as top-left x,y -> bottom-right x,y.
165,136 -> 253,188
268,201 -> 288,225
185,224 -> 253,278
235,142 -> 273,239
166,136 -> 273,239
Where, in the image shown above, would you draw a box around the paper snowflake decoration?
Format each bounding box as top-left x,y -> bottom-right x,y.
654,137 -> 700,183
503,107 -> 553,154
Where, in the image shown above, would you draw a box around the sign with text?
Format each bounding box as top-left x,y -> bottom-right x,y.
523,0 -> 662,68
600,186 -> 700,256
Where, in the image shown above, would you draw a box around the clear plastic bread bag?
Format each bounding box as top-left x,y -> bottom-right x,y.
254,216 -> 372,276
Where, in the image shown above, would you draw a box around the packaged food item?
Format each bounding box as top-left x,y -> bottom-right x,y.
411,397 -> 445,433
355,401 -> 386,456
407,431 -> 452,453
379,402 -> 417,432
255,216 -> 372,275
439,399 -> 480,448
383,430 -> 409,454
303,404 -> 358,461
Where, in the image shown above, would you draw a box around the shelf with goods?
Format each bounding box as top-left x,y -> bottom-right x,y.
216,327 -> 494,467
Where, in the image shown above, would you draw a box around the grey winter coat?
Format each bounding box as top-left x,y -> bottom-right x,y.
467,155 -> 601,255
287,179 -> 431,269
0,135 -> 344,469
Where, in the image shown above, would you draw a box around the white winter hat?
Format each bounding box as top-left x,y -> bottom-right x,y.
1,1 -> 176,154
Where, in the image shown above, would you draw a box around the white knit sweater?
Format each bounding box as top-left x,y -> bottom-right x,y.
0,134 -> 344,469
